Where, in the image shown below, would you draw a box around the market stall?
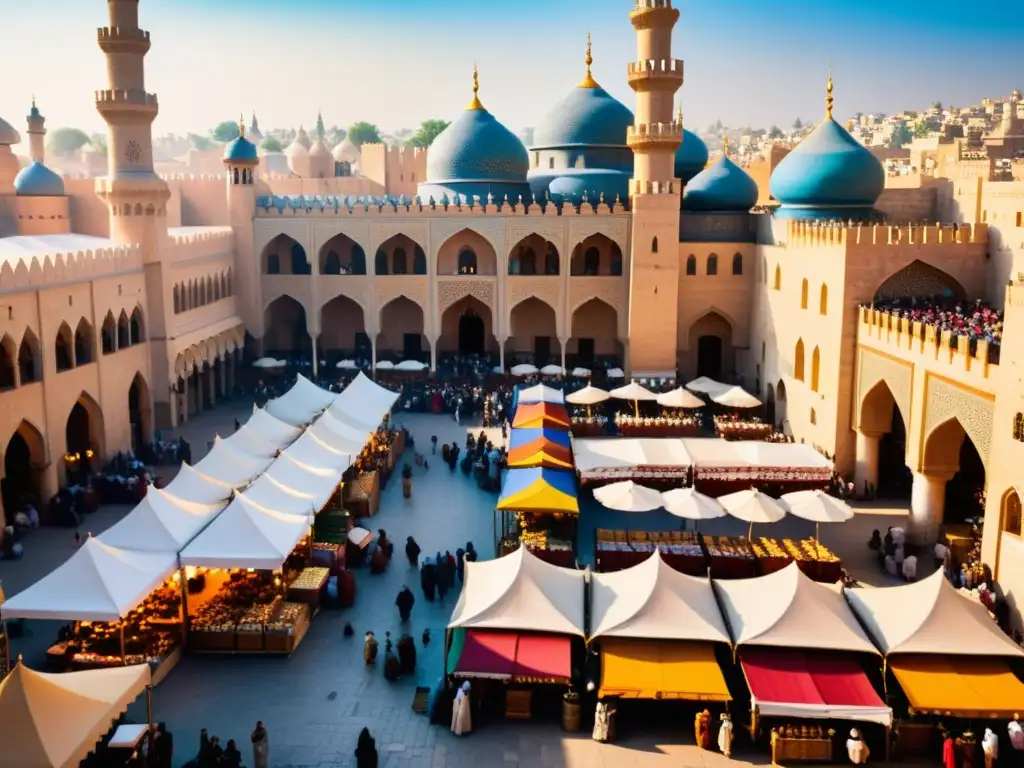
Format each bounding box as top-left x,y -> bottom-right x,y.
572,438 -> 693,483
278,429 -> 352,474
517,383 -> 566,406
0,661 -> 152,768
327,371 -> 400,430
265,373 -> 338,426
507,428 -> 573,470
512,402 -> 571,430
97,486 -> 226,553
194,436 -> 274,488
615,412 -> 701,437
496,468 -> 579,567
595,530 -> 707,574
163,462 -> 234,504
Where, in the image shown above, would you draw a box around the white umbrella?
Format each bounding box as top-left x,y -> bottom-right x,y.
610,381 -> 658,417
347,526 -> 372,549
395,359 -> 427,371
711,385 -> 762,409
606,368 -> 625,379
594,481 -> 664,512
492,366 -> 505,374
781,490 -> 854,549
540,364 -> 564,376
718,488 -> 787,539
511,363 -> 539,376
253,357 -> 284,369
566,385 -> 610,405
662,488 -> 726,523
336,359 -> 357,370
686,376 -> 726,394
656,387 -> 705,409
375,360 -> 395,370
572,367 -> 591,377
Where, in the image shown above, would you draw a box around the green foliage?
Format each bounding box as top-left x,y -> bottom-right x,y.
89,134 -> 108,156
347,122 -> 382,146
913,122 -> 930,138
46,127 -> 91,157
261,135 -> 283,152
188,133 -> 216,151
768,125 -> 783,139
889,122 -> 913,149
792,117 -> 803,130
406,119 -> 451,148
211,120 -> 241,142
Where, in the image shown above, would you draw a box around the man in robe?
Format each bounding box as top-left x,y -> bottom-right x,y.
451,682 -> 472,736
694,709 -> 711,750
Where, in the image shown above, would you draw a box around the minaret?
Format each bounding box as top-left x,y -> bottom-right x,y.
315,110 -> 326,142
224,116 -> 261,337
26,98 -> 46,164
625,0 -> 684,377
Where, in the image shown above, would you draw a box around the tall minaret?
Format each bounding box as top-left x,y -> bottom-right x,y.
625,0 -> 684,377
26,98 -> 46,164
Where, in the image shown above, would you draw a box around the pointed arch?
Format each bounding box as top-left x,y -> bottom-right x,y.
117,309 -> 131,349
859,379 -> 908,434
810,346 -> 820,392
128,372 -> 152,451
263,295 -> 310,354
130,305 -> 145,344
652,236 -> 659,253
706,253 -> 718,276
1000,488 -> 1022,536
507,296 -> 560,365
569,297 -> 621,366
173,284 -> 181,314
437,228 -> 497,275
198,278 -> 207,306
212,274 -> 221,301
378,295 -> 427,360
206,275 -> 215,303
74,317 -> 94,365
101,310 -> 117,355
688,310 -> 734,380
794,338 -> 805,381
685,255 -> 697,276
0,333 -> 16,390
320,295 -> 367,356
571,233 -> 621,276
509,234 -> 559,276
18,328 -> 41,384
65,390 -> 105,461
873,259 -> 967,302
819,283 -> 828,315
922,416 -> 973,474
55,321 -> 74,371
732,253 -> 743,275
261,233 -> 306,276
4,419 -> 46,509
800,278 -> 809,309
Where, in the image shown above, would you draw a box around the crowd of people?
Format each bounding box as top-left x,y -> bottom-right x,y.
159,720 -> 263,768
868,296 -> 1003,353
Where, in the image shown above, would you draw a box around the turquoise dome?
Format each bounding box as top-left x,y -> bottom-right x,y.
546,170 -> 630,205
675,129 -> 709,185
770,117 -> 885,220
14,161 -> 64,197
533,86 -> 633,148
224,134 -> 258,162
425,107 -> 528,185
683,155 -> 758,213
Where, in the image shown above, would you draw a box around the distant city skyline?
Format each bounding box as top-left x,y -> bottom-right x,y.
3,0 -> 1021,144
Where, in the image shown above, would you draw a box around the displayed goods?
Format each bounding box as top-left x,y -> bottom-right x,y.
615,413 -> 700,437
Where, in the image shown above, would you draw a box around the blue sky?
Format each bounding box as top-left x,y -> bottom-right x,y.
2,0 -> 1020,139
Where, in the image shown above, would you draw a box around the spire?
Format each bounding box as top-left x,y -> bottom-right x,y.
238,113 -> 246,139
825,62 -> 834,121
677,101 -> 683,125
466,63 -> 485,111
250,112 -> 260,131
578,32 -> 599,89
316,110 -> 325,140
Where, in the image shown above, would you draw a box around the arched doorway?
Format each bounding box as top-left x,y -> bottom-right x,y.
569,298 -> 621,368
65,394 -> 103,483
320,295 -> 367,361
2,421 -> 44,513
507,297 -> 559,367
440,296 -> 495,358
263,295 -> 310,357
765,383 -> 776,426
697,336 -> 723,380
459,311 -> 485,356
775,380 -> 788,435
377,296 -> 426,361
128,373 -> 152,452
687,312 -> 733,382
860,381 -> 910,499
923,418 -> 985,524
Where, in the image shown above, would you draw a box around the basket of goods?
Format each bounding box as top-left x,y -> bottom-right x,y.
752,537 -> 791,574
265,602 -> 310,652
704,536 -> 758,579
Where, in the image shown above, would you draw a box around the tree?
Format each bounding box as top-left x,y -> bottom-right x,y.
406,119 -> 450,148
914,122 -> 930,138
261,135 -> 283,152
327,126 -> 346,145
46,127 -> 91,157
889,122 -> 912,149
792,117 -> 803,131
211,120 -> 241,143
188,133 -> 216,151
932,101 -> 943,111
347,122 -> 381,146
769,125 -> 783,139
89,134 -> 108,156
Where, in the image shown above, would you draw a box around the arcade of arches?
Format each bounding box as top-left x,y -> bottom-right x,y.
0,329 -> 42,390
506,298 -> 559,368
174,350 -> 241,426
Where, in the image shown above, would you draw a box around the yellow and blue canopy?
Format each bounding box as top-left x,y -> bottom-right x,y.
509,428 -> 572,450
497,467 -> 579,514
507,439 -> 574,470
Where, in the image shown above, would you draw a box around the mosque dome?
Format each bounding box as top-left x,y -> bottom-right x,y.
309,140 -> 332,159
547,169 -> 629,205
683,154 -> 757,212
14,161 -> 65,196
224,129 -> 258,163
333,137 -> 360,163
0,116 -> 20,146
770,75 -> 884,219
676,128 -> 709,185
285,137 -> 308,159
533,87 -> 633,149
295,126 -> 312,150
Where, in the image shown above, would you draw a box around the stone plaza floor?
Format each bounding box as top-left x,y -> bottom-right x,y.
0,402 -> 933,767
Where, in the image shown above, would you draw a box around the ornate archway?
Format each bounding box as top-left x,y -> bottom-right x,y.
320,295 -> 367,359
262,233 -> 310,276
319,232 -> 366,275
873,260 -> 967,302
436,229 -> 497,275
263,295 -> 310,356
507,297 -> 559,367
859,380 -> 910,498
375,234 -> 425,276
923,417 -> 986,523
687,311 -> 733,381
377,296 -> 426,361
569,298 -> 621,367
2,420 -> 45,513
570,234 -> 622,276
440,296 -> 496,356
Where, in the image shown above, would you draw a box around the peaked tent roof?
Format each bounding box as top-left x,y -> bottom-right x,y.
222,426 -> 279,459
609,381 -> 659,401
844,569 -> 1024,658
0,662 -> 151,768
243,471 -> 321,518
511,402 -> 571,429
264,451 -> 340,509
509,428 -> 572,450
163,462 -> 234,504
279,429 -> 351,473
590,551 -> 731,642
497,467 -> 579,513
233,406 -> 303,449
265,374 -> 337,426
712,562 -> 879,654
0,538 -> 177,622
518,383 -> 565,405
328,371 -> 399,428
194,436 -> 274,487
449,545 -> 586,635
306,410 -> 370,455
98,486 -> 225,553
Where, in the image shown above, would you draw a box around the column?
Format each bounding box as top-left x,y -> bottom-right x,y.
169,385 -> 179,428
559,337 -> 569,375
311,335 -> 319,377
498,336 -> 507,372
909,471 -> 950,545
429,338 -> 437,373
854,431 -> 881,497
371,338 -> 377,375
180,378 -> 189,423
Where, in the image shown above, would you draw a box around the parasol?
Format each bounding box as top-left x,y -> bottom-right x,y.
656,387 -> 705,409
686,376 -> 726,394
593,481 -> 665,512
718,488 -> 787,539
571,367 -> 591,377
661,488 -> 727,528
781,490 -> 854,549
606,368 -> 625,379
395,360 -> 427,372
511,363 -> 539,376
609,381 -> 658,417
375,360 -> 395,370
710,386 -> 762,409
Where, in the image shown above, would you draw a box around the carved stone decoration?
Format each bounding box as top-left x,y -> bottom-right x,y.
857,350 -> 912,430
923,376 -> 994,467
437,280 -> 495,317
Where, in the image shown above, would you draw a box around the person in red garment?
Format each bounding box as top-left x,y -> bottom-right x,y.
943,732 -> 957,768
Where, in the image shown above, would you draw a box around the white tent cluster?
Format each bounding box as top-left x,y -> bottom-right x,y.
1,373 -> 398,624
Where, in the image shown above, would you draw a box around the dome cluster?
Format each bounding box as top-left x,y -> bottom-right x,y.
684,153 -> 758,213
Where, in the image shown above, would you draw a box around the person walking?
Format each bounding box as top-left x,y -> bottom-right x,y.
396,586 -> 415,622
250,721 -> 269,768
436,551 -> 451,600
364,631 -> 379,666
153,722 -> 173,768
421,556 -> 436,600
355,728 -> 379,768
405,536 -> 421,567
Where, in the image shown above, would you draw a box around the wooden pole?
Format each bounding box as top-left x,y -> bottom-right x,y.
178,568 -> 190,648
119,622 -> 127,665
146,685 -> 155,755
2,620 -> 10,676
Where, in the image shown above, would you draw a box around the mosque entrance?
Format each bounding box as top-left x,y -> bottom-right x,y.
534,336 -> 552,367
877,404 -> 910,499
458,310 -> 485,356
696,335 -> 723,380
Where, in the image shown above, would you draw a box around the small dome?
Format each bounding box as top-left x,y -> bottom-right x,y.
676,129 -> 709,184
224,134 -> 258,162
426,107 -> 528,185
14,161 -> 64,196
295,126 -> 312,149
770,117 -> 884,218
285,138 -> 308,159
309,140 -> 332,159
533,86 -> 634,149
0,116 -> 20,146
547,170 -> 629,205
333,137 -> 360,163
683,155 -> 758,212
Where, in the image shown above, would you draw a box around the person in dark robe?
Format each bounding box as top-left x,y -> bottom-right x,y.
377,530 -> 392,559
396,586 -> 415,622
420,557 -> 436,600
194,729 -> 211,768
441,443 -> 451,464
397,633 -> 417,676
455,548 -> 466,583
383,634 -> 400,681
222,739 -> 242,768
354,728 -> 378,768
370,546 -> 387,575
436,552 -> 450,600
364,631 -> 378,666
154,722 -> 173,768
208,736 -> 224,766
405,536 -> 421,567
465,541 -> 477,563
445,551 -> 456,584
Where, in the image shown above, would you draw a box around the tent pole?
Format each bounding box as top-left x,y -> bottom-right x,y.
146,685 -> 155,754
747,521 -> 753,540
2,620 -> 10,676
120,622 -> 127,666
178,567 -> 190,648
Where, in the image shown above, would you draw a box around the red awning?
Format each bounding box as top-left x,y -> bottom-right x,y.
741,648 -> 892,726
454,631 -> 518,680
514,634 -> 571,684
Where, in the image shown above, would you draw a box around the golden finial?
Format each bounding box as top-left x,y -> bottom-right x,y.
677,101 -> 683,125
578,32 -> 599,89
238,113 -> 245,139
467,63 -> 485,111
826,62 -> 835,121
722,136 -> 729,157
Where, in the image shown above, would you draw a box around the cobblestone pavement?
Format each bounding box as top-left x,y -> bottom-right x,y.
0,402 -> 931,768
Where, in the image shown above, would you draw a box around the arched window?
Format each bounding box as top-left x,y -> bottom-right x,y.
117,310 -> 131,349
458,247 -> 478,275
810,346 -> 820,392
0,335 -> 16,390
291,243 -> 310,275
351,245 -> 367,275
101,312 -> 117,355
221,272 -> 228,297
521,249 -> 537,275
819,284 -> 828,315
685,255 -> 697,276
173,285 -> 181,314
413,246 -> 427,275
55,323 -> 73,372
545,246 -> 559,275
233,168 -> 239,185
267,254 -> 280,275
191,281 -> 199,308
706,254 -> 718,276
212,276 -> 221,301
18,330 -> 40,384
1004,490 -> 1023,536
1013,413 -> 1024,442
74,319 -> 93,366
800,279 -> 809,309
226,269 -> 233,295
323,251 -> 341,275
584,247 -> 599,276
198,279 -> 206,306
375,249 -> 389,275
130,306 -> 145,344
773,265 -> 781,290
610,245 -> 623,276
732,253 -> 743,275
794,339 -> 805,382
393,248 -> 408,275
652,236 -> 659,253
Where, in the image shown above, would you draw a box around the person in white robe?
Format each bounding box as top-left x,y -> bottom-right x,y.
983,728 -> 999,768
593,701 -> 611,742
450,682 -> 472,736
847,728 -> 870,764
717,713 -> 733,758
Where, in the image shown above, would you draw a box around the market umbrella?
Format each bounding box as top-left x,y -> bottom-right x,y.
253,357 -> 285,370
511,363 -> 539,376
566,384 -> 609,417
661,488 -> 726,530
711,386 -> 762,409
395,359 -> 427,372
593,480 -> 665,512
336,359 -> 358,370
718,488 -> 787,539
781,490 -> 854,550
686,376 -> 726,394
609,381 -> 658,417
540,364 -> 564,376
572,367 -> 591,377
347,527 -> 373,549
656,387 -> 705,409
375,360 -> 395,370
606,368 -> 625,379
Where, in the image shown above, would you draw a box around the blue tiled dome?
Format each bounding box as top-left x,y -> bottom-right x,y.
770,117 -> 884,220
426,108 -> 528,185
14,161 -> 64,196
547,170 -> 630,205
533,86 -> 633,149
224,134 -> 258,162
683,155 -> 758,213
676,129 -> 709,185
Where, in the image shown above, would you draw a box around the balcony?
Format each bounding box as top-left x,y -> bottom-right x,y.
627,59 -> 684,91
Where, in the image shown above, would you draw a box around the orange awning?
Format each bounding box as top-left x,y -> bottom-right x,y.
507,439 -> 574,470
512,402 -> 571,430
891,655 -> 1024,719
600,638 -> 731,701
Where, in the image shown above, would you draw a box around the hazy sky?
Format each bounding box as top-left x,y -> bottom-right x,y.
3,0 -> 1020,143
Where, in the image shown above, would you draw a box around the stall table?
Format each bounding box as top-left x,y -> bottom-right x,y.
703,536 -> 758,579
287,566 -> 330,610
344,472 -> 380,518
595,530 -> 706,575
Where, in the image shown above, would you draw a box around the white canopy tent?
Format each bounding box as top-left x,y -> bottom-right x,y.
244,472 -> 321,519
98,486 -> 225,553
511,363 -> 539,376
179,494 -> 310,571
590,551 -> 731,642
571,367 -> 591,377
221,424 -> 280,459
163,463 -> 234,504
609,381 -> 658,402
328,371 -> 399,429
236,406 -> 303,448
265,374 -> 337,426
279,429 -> 351,473
395,359 -> 427,371
712,562 -> 880,654
306,411 -> 369,456
518,383 -> 566,405
375,360 -> 394,370
606,368 -> 625,379
656,387 -> 705,409
593,480 -> 665,512
730,441 -> 832,472
263,452 -> 341,511
572,438 -> 693,481
661,488 -> 727,521
194,436 -> 274,487
449,545 -> 586,635
710,386 -> 762,409
844,569 -> 1024,658
686,377 -> 726,394
566,384 -> 609,406
0,538 -> 177,622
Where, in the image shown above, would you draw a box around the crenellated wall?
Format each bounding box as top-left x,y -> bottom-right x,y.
359,143 -> 427,199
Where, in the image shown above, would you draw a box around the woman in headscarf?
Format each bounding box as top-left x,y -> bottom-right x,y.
250,721 -> 269,768
436,552 -> 450,600
694,709 -> 711,750
846,728 -> 870,764
717,713 -> 733,758
354,727 -> 378,768
420,556 -> 436,601
450,682 -> 473,736
982,728 -> 999,768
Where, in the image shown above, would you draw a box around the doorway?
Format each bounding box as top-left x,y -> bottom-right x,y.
3,431 -> 39,512
577,338 -> 595,365
877,405 -> 910,499
403,333 -> 423,360
459,310 -> 485,355
534,336 -> 552,367
696,335 -> 723,380
128,375 -> 150,453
